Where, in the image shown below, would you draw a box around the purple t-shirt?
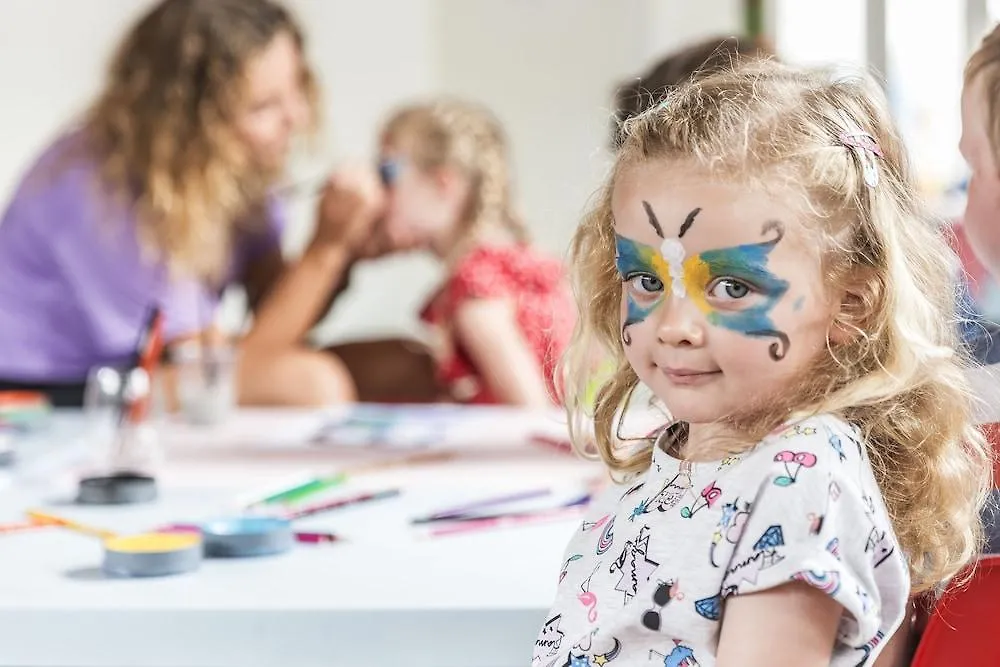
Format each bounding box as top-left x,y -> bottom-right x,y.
0,134 -> 286,382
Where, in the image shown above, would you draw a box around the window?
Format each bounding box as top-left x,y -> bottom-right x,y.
774,0 -> 970,204
774,0 -> 866,67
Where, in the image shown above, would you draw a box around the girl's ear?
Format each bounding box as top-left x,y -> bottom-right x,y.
828,269 -> 881,344
433,166 -> 471,200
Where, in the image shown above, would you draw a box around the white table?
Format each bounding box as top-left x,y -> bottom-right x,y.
0,409 -> 600,667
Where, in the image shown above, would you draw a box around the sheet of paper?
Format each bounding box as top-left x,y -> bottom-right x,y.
309,404 -> 570,450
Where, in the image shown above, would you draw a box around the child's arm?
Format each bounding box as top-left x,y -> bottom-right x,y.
871,608 -> 917,667
712,422 -> 910,667
717,582 -> 841,666
453,298 -> 552,407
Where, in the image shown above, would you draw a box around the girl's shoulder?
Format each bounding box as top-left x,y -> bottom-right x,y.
446,242 -> 566,302
714,413 -> 878,507
714,413 -> 909,651
743,413 -> 866,470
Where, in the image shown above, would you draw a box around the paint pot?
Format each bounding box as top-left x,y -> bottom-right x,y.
102,532 -> 202,578
201,516 -> 294,558
77,472 -> 158,505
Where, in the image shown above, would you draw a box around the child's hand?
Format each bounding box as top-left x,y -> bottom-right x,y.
313,165 -> 386,252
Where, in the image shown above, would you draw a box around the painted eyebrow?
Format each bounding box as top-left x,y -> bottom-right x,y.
678,207 -> 700,238
641,201 -> 663,238
641,201 -> 701,239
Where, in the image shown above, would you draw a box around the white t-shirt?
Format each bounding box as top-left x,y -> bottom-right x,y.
532,414 -> 909,667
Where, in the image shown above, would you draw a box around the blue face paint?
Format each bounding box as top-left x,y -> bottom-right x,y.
614,234 -> 669,345
614,218 -> 791,360
378,159 -> 402,187
690,222 -> 790,359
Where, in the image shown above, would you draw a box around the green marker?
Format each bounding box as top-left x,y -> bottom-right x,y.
255,473 -> 347,506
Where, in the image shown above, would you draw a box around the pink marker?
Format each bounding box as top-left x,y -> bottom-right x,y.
295,531 -> 340,544
427,506 -> 585,538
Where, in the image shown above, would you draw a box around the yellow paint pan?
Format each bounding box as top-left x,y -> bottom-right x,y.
102,532 -> 203,578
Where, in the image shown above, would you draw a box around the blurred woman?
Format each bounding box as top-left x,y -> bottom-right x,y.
0,0 -> 386,407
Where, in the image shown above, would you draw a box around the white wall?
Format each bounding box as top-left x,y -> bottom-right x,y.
280,0 -> 442,342
640,0 -> 744,59
0,0 -> 157,205
0,0 -> 743,342
434,0 -> 642,252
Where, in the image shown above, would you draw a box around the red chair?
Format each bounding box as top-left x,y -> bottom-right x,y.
909,555 -> 1000,667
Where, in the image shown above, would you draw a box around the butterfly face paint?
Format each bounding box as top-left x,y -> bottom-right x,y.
614,201 -> 791,360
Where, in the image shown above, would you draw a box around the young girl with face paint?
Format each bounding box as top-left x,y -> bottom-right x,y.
534,62 -> 991,667
376,99 -> 575,407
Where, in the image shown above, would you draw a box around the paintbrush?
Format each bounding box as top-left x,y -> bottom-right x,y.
284,489 -> 401,520
26,510 -> 117,540
425,505 -> 587,538
0,520 -> 54,536
273,175 -> 329,200
273,160 -> 398,201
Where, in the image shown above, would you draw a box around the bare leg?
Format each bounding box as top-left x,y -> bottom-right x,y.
326,338 -> 443,403
238,347 -> 357,406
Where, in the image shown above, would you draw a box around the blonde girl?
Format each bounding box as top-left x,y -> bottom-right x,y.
535,61 -> 990,667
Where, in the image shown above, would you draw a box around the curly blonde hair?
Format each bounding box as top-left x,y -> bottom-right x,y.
562,61 -> 992,594
380,99 -> 528,250
84,0 -> 318,279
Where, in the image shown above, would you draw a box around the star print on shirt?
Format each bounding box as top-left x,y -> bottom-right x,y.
535,615 -> 565,657
609,525 -> 660,604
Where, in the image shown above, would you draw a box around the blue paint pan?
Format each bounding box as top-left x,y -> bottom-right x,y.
200,516 -> 293,558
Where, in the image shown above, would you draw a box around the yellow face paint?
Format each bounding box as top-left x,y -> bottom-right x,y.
614,220 -> 791,360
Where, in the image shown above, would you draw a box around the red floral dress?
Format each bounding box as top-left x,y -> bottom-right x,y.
419,244 -> 575,404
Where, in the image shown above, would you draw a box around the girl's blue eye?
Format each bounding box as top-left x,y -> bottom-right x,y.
627,274 -> 664,294
708,278 -> 752,300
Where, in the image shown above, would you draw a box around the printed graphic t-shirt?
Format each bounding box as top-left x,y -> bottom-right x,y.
532,414 -> 910,667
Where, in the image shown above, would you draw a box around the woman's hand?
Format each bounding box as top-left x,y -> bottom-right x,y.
313,165 -> 386,252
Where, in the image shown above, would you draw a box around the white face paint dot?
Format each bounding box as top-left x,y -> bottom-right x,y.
660,238 -> 687,299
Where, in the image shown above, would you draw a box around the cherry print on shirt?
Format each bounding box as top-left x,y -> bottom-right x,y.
773,450 -> 817,486
680,481 -> 722,518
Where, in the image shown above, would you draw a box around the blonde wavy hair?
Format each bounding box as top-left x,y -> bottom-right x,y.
380,99 -> 529,251
562,61 -> 992,594
84,0 -> 317,279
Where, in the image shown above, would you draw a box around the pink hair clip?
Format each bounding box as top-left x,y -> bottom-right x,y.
836,110 -> 881,188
